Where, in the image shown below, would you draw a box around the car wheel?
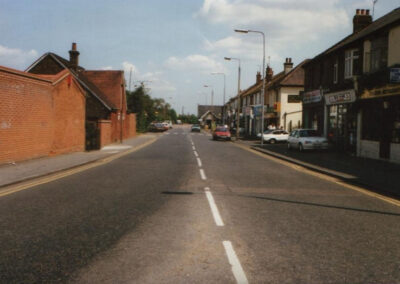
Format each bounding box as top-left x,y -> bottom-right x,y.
269,139 -> 276,144
299,143 -> 304,152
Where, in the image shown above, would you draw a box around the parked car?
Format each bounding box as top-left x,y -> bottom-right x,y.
149,122 -> 167,132
213,126 -> 231,141
191,124 -> 201,132
163,120 -> 173,129
287,129 -> 329,151
262,130 -> 289,144
257,130 -> 273,138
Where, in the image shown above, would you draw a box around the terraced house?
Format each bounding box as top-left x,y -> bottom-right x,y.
303,8 -> 400,163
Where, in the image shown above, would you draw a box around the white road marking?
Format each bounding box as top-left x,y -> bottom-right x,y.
196,157 -> 202,167
223,241 -> 248,284
194,151 -> 199,157
205,189 -> 224,226
165,132 -> 170,135
192,146 -> 196,150
204,187 -> 210,191
199,168 -> 206,180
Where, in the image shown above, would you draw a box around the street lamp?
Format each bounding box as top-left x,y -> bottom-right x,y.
211,72 -> 226,124
204,85 -> 214,106
235,28 -> 266,145
224,57 -> 241,139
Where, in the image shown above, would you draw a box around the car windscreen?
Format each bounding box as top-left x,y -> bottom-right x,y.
216,127 -> 228,132
299,130 -> 319,137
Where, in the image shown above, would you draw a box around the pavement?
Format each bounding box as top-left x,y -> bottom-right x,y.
236,139 -> 400,199
0,134 -> 159,188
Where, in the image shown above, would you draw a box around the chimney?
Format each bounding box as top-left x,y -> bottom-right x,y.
284,58 -> 293,74
256,71 -> 261,84
353,9 -> 372,33
69,42 -> 80,70
266,65 -> 273,82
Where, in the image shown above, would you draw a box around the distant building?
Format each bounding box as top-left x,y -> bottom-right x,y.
197,105 -> 223,128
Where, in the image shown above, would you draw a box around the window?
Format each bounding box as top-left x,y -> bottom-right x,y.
344,49 -> 359,79
287,95 -> 301,103
370,36 -> 388,72
333,59 -> 338,84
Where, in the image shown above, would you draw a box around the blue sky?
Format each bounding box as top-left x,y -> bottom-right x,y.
1,0 -> 399,114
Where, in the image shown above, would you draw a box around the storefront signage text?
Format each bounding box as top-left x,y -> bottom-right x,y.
325,89 -> 356,105
390,68 -> 400,83
303,89 -> 322,104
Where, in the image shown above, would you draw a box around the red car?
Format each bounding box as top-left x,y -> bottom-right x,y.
212,126 -> 231,141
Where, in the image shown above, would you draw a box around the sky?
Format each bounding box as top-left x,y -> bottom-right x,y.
1,0 -> 399,114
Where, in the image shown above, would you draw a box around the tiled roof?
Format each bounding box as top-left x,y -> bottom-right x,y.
198,105 -> 223,118
82,71 -> 125,110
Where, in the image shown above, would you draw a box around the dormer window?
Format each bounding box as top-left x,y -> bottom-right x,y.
344,49 -> 359,79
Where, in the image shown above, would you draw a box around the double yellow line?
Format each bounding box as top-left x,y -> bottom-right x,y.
232,142 -> 400,208
0,138 -> 158,198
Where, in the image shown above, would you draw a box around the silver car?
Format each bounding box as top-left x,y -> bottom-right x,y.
287,129 -> 329,151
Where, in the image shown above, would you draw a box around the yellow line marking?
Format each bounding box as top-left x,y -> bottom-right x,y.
231,142 -> 400,208
0,138 -> 158,198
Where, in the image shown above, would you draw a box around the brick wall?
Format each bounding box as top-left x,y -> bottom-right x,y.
0,69 -> 85,164
124,113 -> 136,139
50,77 -> 85,155
98,120 -> 112,148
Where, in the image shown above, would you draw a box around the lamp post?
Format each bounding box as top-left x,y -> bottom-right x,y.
225,57 -> 241,138
235,29 -> 266,145
204,85 -> 214,106
211,72 -> 226,124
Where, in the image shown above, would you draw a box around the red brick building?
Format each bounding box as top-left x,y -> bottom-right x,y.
0,66 -> 85,163
26,43 -> 136,149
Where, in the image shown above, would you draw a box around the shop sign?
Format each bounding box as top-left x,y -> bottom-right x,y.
390,68 -> 400,83
253,105 -> 262,117
303,89 -> 322,104
325,89 -> 356,105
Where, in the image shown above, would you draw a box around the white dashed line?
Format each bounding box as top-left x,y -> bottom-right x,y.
196,157 -> 202,167
204,188 -> 224,226
199,168 -> 206,180
223,241 -> 248,284
194,151 -> 199,157
192,146 -> 196,151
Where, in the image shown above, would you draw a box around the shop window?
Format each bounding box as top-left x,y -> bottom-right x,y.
344,49 -> 359,79
361,103 -> 381,141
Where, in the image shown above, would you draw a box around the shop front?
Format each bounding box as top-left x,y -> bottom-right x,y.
325,89 -> 357,152
302,89 -> 324,134
358,85 -> 400,162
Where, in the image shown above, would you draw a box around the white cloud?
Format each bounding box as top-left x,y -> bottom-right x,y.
197,0 -> 349,59
122,61 -> 176,93
0,45 -> 38,69
101,66 -> 113,70
164,54 -> 225,74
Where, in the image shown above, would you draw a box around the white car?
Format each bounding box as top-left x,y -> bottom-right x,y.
262,130 -> 289,144
287,129 -> 329,151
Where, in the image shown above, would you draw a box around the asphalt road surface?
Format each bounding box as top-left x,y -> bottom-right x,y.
1,125 -> 400,283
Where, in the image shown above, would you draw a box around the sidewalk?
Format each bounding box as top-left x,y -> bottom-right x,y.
0,134 -> 159,188
236,139 -> 400,199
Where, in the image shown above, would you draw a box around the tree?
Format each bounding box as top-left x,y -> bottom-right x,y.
126,85 -> 178,132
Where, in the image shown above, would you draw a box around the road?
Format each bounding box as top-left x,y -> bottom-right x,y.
1,125 -> 400,283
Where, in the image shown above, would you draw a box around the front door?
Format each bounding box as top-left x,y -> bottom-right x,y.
85,121 -> 100,150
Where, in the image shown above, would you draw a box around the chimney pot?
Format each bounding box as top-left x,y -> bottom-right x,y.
69,42 -> 80,71
356,9 -> 360,15
366,9 -> 370,15
72,42 -> 77,51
